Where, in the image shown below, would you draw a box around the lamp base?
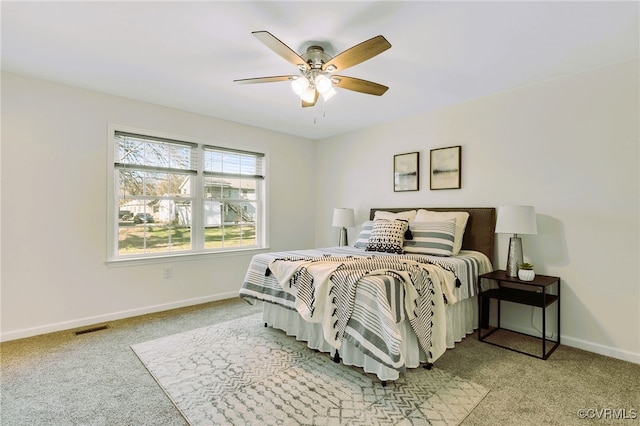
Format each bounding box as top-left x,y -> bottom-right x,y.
506,236 -> 523,277
338,227 -> 348,246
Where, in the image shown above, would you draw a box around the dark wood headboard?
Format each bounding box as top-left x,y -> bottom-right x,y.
370,207 -> 496,262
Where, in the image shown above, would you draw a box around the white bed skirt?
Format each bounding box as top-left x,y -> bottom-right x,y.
262,296 -> 478,381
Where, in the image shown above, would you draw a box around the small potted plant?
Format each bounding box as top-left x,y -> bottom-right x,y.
518,262 -> 535,281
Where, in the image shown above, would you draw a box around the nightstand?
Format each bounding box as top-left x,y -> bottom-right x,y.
478,270 -> 560,360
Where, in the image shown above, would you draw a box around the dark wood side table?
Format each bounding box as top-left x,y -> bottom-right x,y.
478,270 -> 560,360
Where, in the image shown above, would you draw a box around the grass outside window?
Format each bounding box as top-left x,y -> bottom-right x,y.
118,222 -> 256,255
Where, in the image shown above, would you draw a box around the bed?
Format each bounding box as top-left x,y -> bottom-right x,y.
239,207 -> 496,382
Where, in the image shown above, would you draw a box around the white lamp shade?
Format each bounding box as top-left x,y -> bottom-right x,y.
315,74 -> 332,94
321,86 -> 337,102
300,87 -> 316,103
332,208 -> 355,228
495,205 -> 537,235
291,77 -> 309,95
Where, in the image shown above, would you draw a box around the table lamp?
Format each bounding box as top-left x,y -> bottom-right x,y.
332,208 -> 355,246
495,205 -> 537,277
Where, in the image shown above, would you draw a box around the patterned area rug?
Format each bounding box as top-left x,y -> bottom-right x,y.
132,313 -> 488,425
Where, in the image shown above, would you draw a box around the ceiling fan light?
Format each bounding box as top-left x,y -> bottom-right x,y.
321,87 -> 337,102
300,87 -> 316,103
291,76 -> 309,96
315,74 -> 332,94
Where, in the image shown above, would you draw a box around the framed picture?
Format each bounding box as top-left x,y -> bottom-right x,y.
430,145 -> 461,190
394,152 -> 419,192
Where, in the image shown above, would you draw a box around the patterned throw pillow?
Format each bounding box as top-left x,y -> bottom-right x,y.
403,220 -> 457,256
365,219 -> 408,254
415,210 -> 469,255
353,221 -> 374,249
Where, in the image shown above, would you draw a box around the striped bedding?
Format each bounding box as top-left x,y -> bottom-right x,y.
239,246 -> 492,374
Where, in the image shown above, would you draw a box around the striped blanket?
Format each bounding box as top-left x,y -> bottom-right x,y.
239,246 -> 491,371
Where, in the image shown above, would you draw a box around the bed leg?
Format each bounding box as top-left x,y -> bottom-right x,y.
381,381 -> 387,387
332,350 -> 341,363
423,363 -> 433,370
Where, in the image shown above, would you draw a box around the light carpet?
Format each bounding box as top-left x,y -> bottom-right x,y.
132,313 -> 488,425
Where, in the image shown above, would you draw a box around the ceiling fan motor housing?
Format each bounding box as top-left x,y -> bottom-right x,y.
301,45 -> 331,69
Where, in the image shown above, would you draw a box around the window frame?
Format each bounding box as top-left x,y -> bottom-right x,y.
107,125 -> 268,264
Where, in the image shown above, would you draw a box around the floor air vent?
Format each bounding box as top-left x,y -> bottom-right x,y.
74,325 -> 109,336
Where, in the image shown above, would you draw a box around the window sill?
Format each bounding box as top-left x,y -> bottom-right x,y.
105,247 -> 270,268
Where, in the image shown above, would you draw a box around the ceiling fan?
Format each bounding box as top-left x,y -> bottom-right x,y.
234,31 -> 391,108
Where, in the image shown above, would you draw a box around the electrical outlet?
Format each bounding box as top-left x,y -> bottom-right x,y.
163,267 -> 173,278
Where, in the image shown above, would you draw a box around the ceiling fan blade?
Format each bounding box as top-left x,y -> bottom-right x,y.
332,76 -> 389,96
301,90 -> 319,108
252,31 -> 310,70
322,35 -> 391,72
233,75 -> 297,84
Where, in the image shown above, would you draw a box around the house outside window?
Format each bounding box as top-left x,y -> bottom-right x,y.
109,129 -> 265,260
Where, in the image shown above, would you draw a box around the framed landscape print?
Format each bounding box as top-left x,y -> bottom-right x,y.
430,145 -> 461,190
394,152 -> 419,192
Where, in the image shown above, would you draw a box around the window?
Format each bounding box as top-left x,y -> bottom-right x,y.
110,130 -> 265,260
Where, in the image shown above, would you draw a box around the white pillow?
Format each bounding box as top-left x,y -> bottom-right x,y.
373,210 -> 417,222
415,210 -> 469,255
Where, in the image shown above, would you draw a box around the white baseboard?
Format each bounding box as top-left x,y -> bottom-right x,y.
560,335 -> 640,365
0,292 -> 239,342
500,320 -> 640,365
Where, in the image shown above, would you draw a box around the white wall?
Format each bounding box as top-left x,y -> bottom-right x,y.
313,59 -> 639,363
1,72 -> 317,340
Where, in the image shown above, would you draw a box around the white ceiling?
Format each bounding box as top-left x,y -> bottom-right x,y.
2,1 -> 638,140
